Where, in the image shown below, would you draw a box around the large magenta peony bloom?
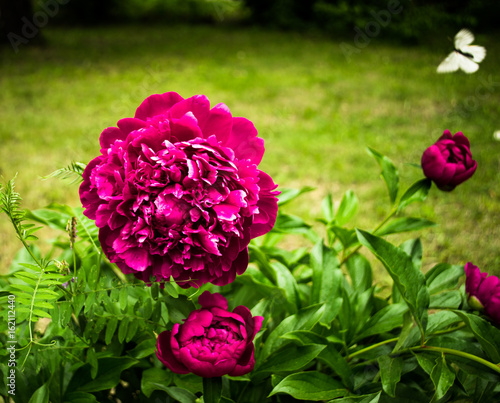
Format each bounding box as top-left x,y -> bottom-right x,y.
421,130 -> 477,191
156,291 -> 263,377
80,92 -> 279,288
465,262 -> 500,324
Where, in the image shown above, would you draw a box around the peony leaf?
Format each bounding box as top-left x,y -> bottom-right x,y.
260,303 -> 325,361
397,178 -> 432,212
345,253 -> 373,293
367,147 -> 399,205
376,217 -> 436,236
453,311 -> 500,363
378,355 -> 403,398
321,193 -> 335,222
256,344 -> 326,375
355,303 -> 408,342
277,186 -> 315,207
268,371 -> 347,400
28,383 -> 49,403
356,229 -> 429,340
141,368 -> 174,398
310,241 -> 342,305
335,190 -> 359,226
425,263 -> 464,295
327,392 -> 381,402
430,354 -> 456,401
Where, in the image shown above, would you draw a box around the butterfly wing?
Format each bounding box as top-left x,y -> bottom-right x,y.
461,45 -> 486,63
437,51 -> 460,73
457,54 -> 479,73
454,28 -> 475,48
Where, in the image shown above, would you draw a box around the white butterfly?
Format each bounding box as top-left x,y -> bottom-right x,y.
437,29 -> 486,74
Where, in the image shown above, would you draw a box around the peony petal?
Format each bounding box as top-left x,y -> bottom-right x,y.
198,291 -> 229,310
229,343 -> 256,377
201,103 -> 233,143
156,330 -> 190,374
117,118 -> 146,135
225,117 -> 265,165
100,127 -> 127,150
134,92 -> 184,121
167,94 -> 211,127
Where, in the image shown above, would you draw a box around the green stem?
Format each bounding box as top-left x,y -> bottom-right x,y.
348,337 -> 399,361
411,345 -> 500,374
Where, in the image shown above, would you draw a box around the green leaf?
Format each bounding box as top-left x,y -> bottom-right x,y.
119,287 -> 128,311
335,190 -> 359,226
105,317 -> 118,345
355,303 -> 408,342
356,229 -> 429,340
28,383 -> 49,403
453,311 -> 500,362
277,186 -> 315,207
367,147 -> 399,204
318,344 -> 353,389
86,348 -> 98,380
345,253 -> 373,293
127,339 -> 156,359
126,317 -> 140,342
378,355 -> 403,398
260,303 -> 325,361
10,283 -> 35,293
429,291 -> 462,309
430,354 -> 455,401
69,357 -> 139,393
63,392 -> 98,403
141,367 -> 173,398
376,217 -> 436,236
397,178 -> 432,212
321,193 -> 335,222
118,316 -> 130,343
256,344 -> 325,375
310,241 -> 342,305
32,309 -> 52,319
163,281 -> 179,298
328,392 -> 381,402
272,261 -> 300,313
203,377 -> 222,403
72,293 -> 86,317
425,263 -> 464,295
268,371 -> 346,401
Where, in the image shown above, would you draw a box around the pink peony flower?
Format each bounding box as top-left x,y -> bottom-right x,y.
421,130 -> 477,191
465,262 -> 500,324
80,92 -> 279,288
156,291 -> 263,377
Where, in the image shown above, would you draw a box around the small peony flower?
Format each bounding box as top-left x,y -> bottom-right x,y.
156,291 -> 263,378
80,92 -> 279,288
465,262 -> 500,324
421,129 -> 477,191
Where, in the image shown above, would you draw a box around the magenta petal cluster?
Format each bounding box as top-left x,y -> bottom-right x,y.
421,129 -> 477,191
156,291 -> 263,377
465,262 -> 500,324
80,92 -> 279,288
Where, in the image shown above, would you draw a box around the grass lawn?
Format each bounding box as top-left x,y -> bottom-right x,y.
1,23 -> 499,276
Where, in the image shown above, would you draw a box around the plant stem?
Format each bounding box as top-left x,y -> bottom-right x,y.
411,345 -> 500,374
347,337 -> 399,361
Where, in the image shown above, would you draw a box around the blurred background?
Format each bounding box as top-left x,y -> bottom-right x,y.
1,0 -> 499,277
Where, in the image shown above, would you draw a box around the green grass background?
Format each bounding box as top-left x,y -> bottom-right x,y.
1,24 -> 499,276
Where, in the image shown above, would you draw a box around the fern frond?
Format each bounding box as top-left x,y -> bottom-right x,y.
0,176 -> 25,229
43,161 -> 86,184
